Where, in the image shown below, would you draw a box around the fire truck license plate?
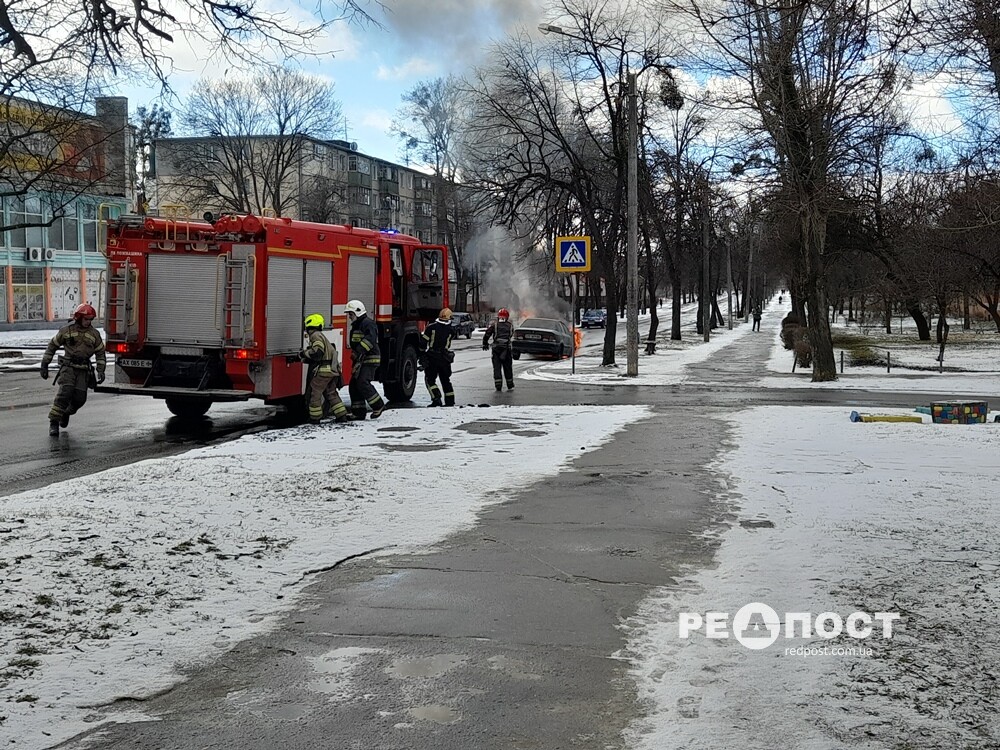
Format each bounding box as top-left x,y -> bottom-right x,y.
119,358 -> 153,368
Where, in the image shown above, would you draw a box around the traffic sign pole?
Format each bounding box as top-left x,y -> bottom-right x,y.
572,273 -> 577,375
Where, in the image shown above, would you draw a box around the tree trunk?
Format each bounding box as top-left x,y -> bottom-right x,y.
885,298 -> 892,334
671,276 -> 682,340
801,206 -> 837,381
963,291 -> 971,330
603,281 -> 619,366
906,302 -> 931,340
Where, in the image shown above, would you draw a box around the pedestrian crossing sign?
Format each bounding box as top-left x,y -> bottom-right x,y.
555,235 -> 591,273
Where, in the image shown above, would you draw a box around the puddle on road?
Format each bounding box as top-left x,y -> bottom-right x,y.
376,443 -> 447,452
386,653 -> 467,678
454,420 -> 521,435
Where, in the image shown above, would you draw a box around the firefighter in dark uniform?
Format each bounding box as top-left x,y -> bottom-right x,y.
40,303 -> 106,436
301,314 -> 351,424
420,308 -> 456,407
345,299 -> 386,419
482,307 -> 515,392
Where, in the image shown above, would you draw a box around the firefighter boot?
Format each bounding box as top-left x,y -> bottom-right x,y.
506,381 -> 515,391
444,394 -> 455,407
335,413 -> 356,423
369,408 -> 384,419
60,412 -> 70,428
429,399 -> 443,407
49,421 -> 59,437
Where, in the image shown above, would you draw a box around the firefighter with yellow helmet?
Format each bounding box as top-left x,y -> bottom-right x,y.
300,314 -> 351,424
41,303 -> 106,436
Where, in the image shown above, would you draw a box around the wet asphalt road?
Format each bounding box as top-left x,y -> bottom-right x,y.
6,319 -> 1000,749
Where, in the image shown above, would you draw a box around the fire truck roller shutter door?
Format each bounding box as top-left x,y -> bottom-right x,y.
146,255 -> 225,345
266,257 -> 305,354
347,255 -> 376,319
304,260 -> 333,328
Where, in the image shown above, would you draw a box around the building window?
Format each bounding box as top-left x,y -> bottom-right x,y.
348,155 -> 370,174
401,173 -> 413,190
419,177 -> 432,190
11,267 -> 45,321
359,188 -> 371,206
313,143 -> 327,159
377,165 -> 397,181
7,195 -> 43,249
420,202 -> 433,216
81,203 -> 99,252
47,200 -> 79,252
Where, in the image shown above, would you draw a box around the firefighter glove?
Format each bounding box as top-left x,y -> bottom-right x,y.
40,365 -> 48,379
482,343 -> 489,351
96,371 -> 105,385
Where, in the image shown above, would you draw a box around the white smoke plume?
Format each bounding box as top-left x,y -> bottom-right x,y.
463,225 -> 572,322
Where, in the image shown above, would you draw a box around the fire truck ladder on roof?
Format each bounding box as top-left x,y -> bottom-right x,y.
105,260 -> 138,342
217,253 -> 256,348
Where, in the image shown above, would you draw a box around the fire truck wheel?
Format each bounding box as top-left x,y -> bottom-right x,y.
164,397 -> 212,419
384,344 -> 418,403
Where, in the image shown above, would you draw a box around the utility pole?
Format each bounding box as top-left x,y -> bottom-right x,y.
626,71 -> 639,376
702,187 -> 710,342
726,233 -> 733,330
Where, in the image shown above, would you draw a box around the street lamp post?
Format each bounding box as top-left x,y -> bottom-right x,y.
626,71 -> 639,376
540,22 -> 639,376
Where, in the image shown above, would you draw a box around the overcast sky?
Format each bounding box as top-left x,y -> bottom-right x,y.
118,0 -> 549,167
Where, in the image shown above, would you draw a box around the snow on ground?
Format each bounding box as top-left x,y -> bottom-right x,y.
623,406 -> 1000,749
760,300 -> 1000,393
0,404 -> 647,748
522,298 -> 756,386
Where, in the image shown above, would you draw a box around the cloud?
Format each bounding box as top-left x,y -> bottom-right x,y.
376,57 -> 440,81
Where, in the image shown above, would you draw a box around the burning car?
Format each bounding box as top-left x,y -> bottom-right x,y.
511,318 -> 576,359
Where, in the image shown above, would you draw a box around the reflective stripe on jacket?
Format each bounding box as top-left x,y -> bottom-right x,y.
350,314 -> 381,366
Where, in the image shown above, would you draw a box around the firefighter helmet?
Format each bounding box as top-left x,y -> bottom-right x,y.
497,308 -> 510,321
439,308 -> 453,320
304,314 -> 324,329
345,300 -> 366,316
73,303 -> 97,320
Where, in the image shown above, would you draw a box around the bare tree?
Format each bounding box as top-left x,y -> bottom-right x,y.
132,103 -> 171,214
462,0 -> 677,365
672,0 -> 912,380
392,76 -> 478,309
165,68 -> 341,216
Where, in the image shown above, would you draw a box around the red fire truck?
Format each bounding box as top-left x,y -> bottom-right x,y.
96,213 -> 448,417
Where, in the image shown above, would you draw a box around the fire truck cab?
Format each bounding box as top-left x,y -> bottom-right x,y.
97,213 -> 448,418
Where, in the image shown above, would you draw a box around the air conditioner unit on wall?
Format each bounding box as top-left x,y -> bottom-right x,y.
25,247 -> 43,262
43,248 -> 56,261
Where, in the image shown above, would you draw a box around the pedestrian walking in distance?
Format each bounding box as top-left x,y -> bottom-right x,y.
483,308 -> 515,391
345,299 -> 386,419
420,308 -> 456,406
752,307 -> 762,332
300,314 -> 351,424
41,303 -> 106,436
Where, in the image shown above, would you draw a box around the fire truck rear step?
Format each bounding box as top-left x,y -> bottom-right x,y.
95,384 -> 252,401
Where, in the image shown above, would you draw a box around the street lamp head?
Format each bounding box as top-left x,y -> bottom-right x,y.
538,23 -> 565,35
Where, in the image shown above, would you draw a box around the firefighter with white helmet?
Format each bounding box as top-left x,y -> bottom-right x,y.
482,307 -> 515,392
41,303 -> 106,436
300,314 -> 351,424
420,307 -> 456,406
345,299 -> 386,419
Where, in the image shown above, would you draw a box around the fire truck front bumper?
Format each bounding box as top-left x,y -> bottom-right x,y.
94,384 -> 253,401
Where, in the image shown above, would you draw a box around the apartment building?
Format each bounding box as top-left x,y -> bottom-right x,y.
151,136 -> 442,243
0,97 -> 132,329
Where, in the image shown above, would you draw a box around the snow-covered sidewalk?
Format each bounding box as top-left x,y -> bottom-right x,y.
0,405 -> 646,747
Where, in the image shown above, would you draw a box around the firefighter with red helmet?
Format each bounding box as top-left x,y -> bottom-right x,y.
300,314 -> 351,425
345,300 -> 386,419
420,308 -> 456,406
482,308 -> 515,392
40,303 -> 106,436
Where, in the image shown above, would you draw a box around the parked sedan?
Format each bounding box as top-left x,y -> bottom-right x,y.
511,318 -> 576,359
581,308 -> 607,328
451,312 -> 476,339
